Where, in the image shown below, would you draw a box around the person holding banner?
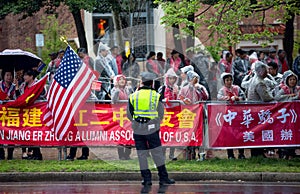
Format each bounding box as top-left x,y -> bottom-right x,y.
273,70 -> 299,159
178,71 -> 209,105
127,72 -> 175,186
179,65 -> 194,89
217,72 -> 246,159
273,70 -> 299,101
15,69 -> 46,160
1,70 -> 16,101
0,70 -> 16,160
178,70 -> 209,159
247,62 -> 274,102
111,74 -> 134,160
247,61 -> 274,158
158,68 -> 179,160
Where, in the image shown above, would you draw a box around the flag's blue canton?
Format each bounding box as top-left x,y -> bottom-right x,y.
54,46 -> 82,89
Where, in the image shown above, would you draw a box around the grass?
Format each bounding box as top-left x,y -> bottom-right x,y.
1,157 -> 300,173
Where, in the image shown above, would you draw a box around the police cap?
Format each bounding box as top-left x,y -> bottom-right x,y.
140,72 -> 157,83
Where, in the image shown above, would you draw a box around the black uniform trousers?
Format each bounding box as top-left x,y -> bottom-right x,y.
133,130 -> 168,182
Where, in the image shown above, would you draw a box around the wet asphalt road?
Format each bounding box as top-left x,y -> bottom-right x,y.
1,181 -> 300,194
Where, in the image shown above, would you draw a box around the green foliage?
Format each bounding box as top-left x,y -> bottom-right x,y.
294,30 -> 300,57
0,0 -> 98,19
154,0 -> 299,48
39,15 -> 71,66
206,46 -> 222,62
65,0 -> 98,13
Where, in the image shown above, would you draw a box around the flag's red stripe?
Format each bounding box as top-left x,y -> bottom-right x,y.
44,46 -> 96,140
52,64 -> 95,139
57,66 -> 95,139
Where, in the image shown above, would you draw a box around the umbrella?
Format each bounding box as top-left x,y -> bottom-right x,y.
0,49 -> 44,71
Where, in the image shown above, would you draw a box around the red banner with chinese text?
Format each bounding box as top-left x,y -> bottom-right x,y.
0,102 -> 203,147
207,102 -> 300,148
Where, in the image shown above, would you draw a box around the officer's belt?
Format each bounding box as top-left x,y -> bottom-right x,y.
134,117 -> 151,123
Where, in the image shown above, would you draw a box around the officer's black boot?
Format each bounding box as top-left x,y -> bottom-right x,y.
141,169 -> 152,186
157,165 -> 175,185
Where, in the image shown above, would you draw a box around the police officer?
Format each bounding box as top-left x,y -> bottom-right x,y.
127,72 -> 175,186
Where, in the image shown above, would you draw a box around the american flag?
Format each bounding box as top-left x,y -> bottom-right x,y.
44,46 -> 96,140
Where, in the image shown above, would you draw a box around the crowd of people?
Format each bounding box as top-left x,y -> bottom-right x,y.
216,47 -> 300,160
1,42 -> 300,161
0,68 -> 46,160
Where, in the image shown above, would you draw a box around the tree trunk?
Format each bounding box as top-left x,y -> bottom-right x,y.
172,24 -> 183,54
71,9 -> 88,51
283,12 -> 294,68
112,9 -> 124,50
186,14 -> 195,51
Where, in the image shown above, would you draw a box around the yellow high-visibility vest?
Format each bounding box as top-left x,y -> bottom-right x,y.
130,89 -> 160,119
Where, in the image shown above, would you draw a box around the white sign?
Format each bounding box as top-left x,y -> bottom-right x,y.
35,34 -> 44,47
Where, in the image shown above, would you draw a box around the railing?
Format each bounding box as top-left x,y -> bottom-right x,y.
1,100 -> 300,160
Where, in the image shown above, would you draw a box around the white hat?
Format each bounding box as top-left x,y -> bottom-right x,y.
99,43 -> 110,51
180,65 -> 194,74
249,52 -> 258,60
187,71 -> 199,82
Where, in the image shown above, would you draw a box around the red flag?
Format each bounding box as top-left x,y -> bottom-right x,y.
5,73 -> 48,107
91,80 -> 102,91
0,90 -> 8,101
45,46 -> 96,140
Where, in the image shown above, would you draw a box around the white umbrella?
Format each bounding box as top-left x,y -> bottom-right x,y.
0,49 -> 43,71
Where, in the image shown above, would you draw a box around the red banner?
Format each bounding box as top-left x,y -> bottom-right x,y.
0,102 -> 203,147
207,102 -> 300,148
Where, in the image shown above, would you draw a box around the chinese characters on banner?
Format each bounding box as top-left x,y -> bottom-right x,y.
207,102 -> 300,148
0,102 -> 203,147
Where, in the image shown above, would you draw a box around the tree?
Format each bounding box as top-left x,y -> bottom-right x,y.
39,15 -> 72,64
0,0 -> 99,51
155,0 -> 300,65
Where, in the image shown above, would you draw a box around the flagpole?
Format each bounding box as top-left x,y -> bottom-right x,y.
59,36 -> 69,46
58,35 -> 72,153
56,36 -> 67,149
